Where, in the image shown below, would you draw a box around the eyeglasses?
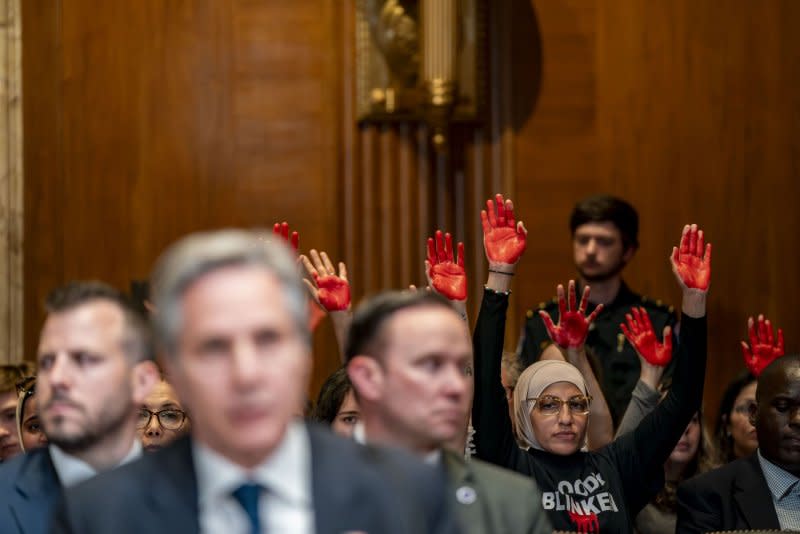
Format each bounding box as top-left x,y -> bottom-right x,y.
527,394 -> 592,416
136,409 -> 187,431
732,401 -> 756,415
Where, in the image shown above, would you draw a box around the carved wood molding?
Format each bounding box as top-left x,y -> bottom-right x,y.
341,0 -> 516,340
0,0 -> 23,363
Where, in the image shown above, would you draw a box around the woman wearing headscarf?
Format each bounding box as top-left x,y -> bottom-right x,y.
473,223 -> 710,533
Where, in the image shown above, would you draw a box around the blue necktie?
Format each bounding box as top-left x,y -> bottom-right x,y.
232,482 -> 263,534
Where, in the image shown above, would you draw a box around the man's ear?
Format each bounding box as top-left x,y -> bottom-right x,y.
347,356 -> 384,403
622,245 -> 637,263
131,360 -> 160,404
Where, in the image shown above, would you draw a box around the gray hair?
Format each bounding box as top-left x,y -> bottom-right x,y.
150,229 -> 309,356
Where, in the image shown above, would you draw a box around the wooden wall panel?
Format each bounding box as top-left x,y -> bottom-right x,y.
23,0 -> 800,414
340,0 -> 517,342
512,0 -> 800,415
23,1 -> 343,396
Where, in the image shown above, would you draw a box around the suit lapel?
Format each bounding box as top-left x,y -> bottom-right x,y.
443,451 -> 491,534
10,449 -> 62,534
145,437 -> 201,534
733,454 -> 781,530
308,426 -> 356,534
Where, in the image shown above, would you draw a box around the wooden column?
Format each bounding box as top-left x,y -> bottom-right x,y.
0,0 -> 23,363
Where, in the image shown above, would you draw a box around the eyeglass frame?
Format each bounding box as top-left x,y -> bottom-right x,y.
732,400 -> 757,416
136,408 -> 188,431
526,394 -> 593,416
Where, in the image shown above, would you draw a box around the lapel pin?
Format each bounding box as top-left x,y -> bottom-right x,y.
455,485 -> 477,505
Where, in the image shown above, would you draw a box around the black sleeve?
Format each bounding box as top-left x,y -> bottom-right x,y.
471,287 -> 520,468
519,312 -> 552,368
610,315 -> 708,512
675,477 -> 722,534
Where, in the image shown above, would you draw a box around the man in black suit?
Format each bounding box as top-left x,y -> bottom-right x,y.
53,230 -> 459,534
676,353 -> 800,532
0,282 -> 160,534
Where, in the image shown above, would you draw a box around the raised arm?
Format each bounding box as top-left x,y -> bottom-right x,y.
472,194 -> 527,465
300,249 -> 352,361
539,280 -> 614,449
615,223 -> 710,512
272,221 -> 325,332
615,307 -> 673,437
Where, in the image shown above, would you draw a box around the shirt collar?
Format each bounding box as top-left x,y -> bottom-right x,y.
757,449 -> 800,500
193,420 -> 311,508
49,439 -> 142,488
352,422 -> 442,465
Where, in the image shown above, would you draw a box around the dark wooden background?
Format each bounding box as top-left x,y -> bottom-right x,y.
23,1 -> 800,412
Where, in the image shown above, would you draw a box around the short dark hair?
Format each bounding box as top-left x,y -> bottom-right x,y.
345,290 -> 457,363
570,195 -> 639,250
44,281 -> 154,363
312,367 -> 352,425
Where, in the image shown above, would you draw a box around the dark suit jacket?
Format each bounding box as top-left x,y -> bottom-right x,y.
676,453 -> 781,533
443,451 -> 551,534
0,448 -> 62,534
53,425 -> 460,534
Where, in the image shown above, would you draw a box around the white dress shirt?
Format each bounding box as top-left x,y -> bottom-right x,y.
193,421 -> 314,534
757,449 -> 800,530
49,440 -> 142,488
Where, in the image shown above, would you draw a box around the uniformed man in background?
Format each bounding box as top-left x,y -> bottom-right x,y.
518,195 -> 677,423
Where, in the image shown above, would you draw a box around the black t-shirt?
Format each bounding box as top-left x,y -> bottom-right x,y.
472,288 -> 707,533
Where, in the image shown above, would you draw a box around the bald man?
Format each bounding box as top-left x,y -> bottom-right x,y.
677,354 -> 800,532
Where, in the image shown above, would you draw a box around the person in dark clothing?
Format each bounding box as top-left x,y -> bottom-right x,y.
713,372 -> 758,464
676,353 -> 800,532
518,195 -> 677,423
474,223 -> 710,533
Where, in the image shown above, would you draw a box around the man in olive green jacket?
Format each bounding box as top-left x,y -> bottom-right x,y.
347,290 -> 551,534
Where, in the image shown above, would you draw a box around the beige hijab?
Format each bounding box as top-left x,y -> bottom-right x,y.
512,359 -> 588,451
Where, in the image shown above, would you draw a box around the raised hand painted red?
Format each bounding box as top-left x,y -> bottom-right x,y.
670,224 -> 711,290
539,280 -> 603,349
426,230 -> 467,301
741,314 -> 785,377
620,307 -> 673,367
313,272 -> 351,311
272,221 -> 299,252
481,193 -> 527,265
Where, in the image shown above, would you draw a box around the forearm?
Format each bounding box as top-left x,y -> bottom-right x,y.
566,347 -> 614,449
451,298 -> 469,324
681,289 -> 706,318
633,314 -> 707,470
329,311 -> 352,363
471,288 -> 515,465
615,380 -> 660,438
638,363 -> 663,391
486,268 -> 514,293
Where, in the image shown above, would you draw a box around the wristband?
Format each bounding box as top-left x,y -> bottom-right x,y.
484,285 -> 511,296
488,269 -> 514,276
